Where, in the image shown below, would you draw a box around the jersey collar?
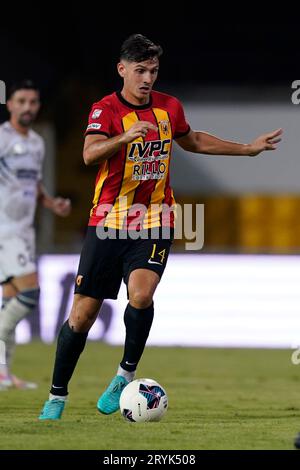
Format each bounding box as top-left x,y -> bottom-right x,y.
116,91 -> 152,110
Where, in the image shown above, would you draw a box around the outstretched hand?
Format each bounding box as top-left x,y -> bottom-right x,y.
248,128 -> 283,157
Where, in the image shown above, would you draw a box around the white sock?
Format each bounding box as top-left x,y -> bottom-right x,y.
0,297 -> 33,340
49,393 -> 67,401
0,296 -> 36,376
117,365 -> 135,382
0,298 -> 11,376
0,330 -> 15,376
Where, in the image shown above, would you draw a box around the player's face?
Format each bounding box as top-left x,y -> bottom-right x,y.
118,58 -> 159,103
7,89 -> 40,127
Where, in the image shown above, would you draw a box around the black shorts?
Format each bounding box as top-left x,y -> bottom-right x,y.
74,227 -> 173,300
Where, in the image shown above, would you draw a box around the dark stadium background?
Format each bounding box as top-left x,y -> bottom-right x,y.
1,12 -> 298,96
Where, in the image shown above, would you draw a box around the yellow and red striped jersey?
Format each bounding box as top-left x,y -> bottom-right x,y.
85,90 -> 190,230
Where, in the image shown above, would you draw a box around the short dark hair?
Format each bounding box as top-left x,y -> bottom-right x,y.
120,34 -> 163,63
8,80 -> 40,99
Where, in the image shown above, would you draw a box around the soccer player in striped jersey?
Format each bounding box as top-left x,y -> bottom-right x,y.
39,35 -> 282,419
0,81 -> 71,390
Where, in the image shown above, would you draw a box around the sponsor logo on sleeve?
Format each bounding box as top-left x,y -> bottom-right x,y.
87,123 -> 102,130
91,109 -> 102,119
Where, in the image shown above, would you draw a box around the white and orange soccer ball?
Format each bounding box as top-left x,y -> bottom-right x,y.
120,378 -> 168,423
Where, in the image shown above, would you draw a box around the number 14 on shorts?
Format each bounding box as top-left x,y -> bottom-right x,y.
148,243 -> 166,265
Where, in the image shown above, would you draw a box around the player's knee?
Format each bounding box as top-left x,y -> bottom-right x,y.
129,290 -> 153,309
17,287 -> 40,309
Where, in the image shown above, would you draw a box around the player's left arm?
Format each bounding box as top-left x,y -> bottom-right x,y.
37,182 -> 71,217
175,128 -> 283,157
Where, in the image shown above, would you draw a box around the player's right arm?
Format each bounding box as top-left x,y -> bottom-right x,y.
83,121 -> 157,166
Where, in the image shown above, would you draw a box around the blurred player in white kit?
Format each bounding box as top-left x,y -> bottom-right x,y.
0,80 -> 71,389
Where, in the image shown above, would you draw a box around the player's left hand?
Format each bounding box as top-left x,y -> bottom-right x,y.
52,197 -> 71,217
247,128 -> 283,157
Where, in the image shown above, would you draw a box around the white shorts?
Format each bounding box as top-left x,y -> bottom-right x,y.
0,232 -> 36,284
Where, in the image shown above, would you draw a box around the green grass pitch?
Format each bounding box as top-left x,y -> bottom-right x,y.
0,342 -> 299,450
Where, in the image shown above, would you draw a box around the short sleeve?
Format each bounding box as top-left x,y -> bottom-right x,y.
85,102 -> 112,137
174,99 -> 190,139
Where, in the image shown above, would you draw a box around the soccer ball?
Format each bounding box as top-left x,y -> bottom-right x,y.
120,378 -> 168,423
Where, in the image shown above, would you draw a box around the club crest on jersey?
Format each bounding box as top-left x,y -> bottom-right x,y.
91,109 -> 102,119
159,120 -> 169,136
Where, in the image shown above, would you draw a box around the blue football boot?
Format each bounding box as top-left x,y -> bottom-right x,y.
39,399 -> 66,420
97,375 -> 128,414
